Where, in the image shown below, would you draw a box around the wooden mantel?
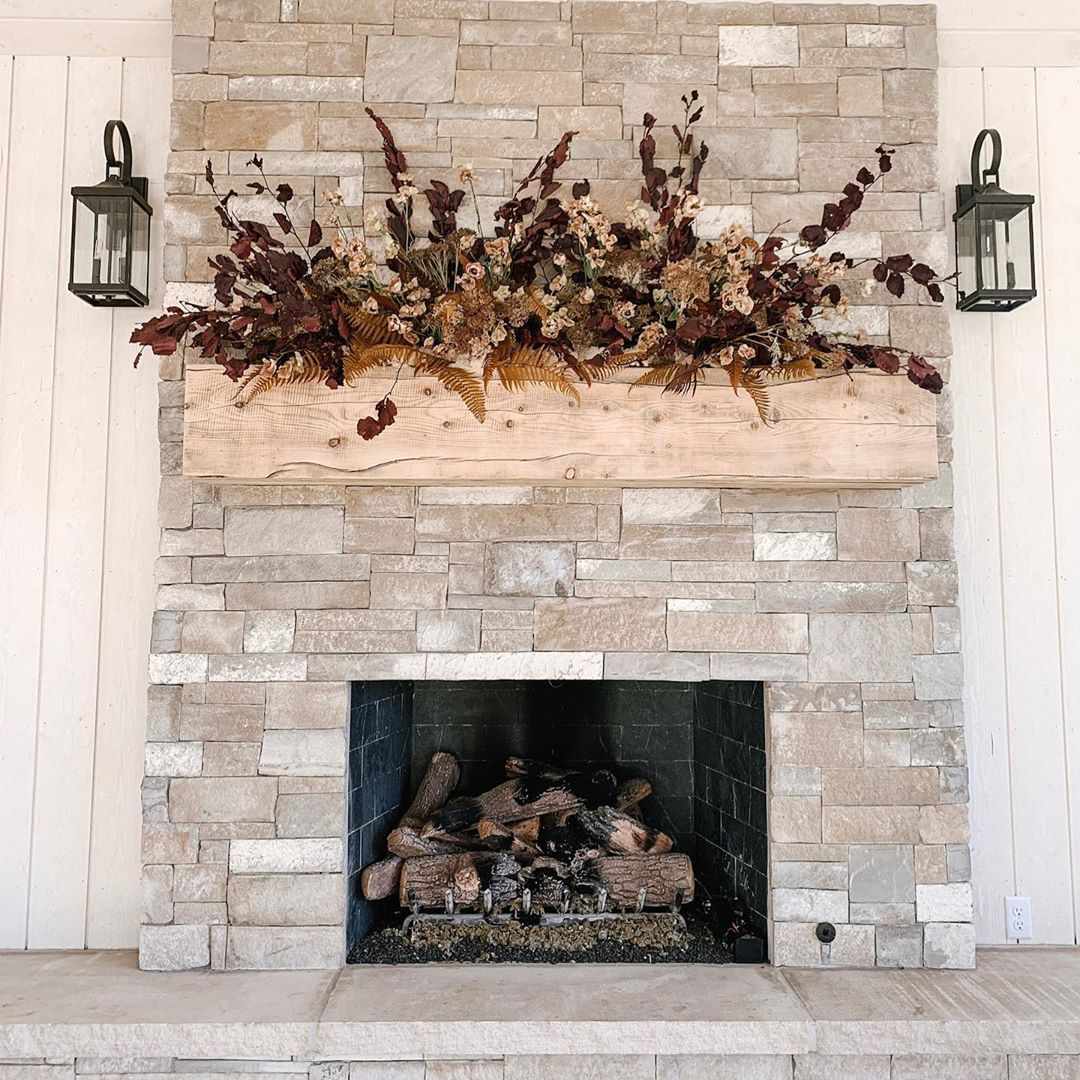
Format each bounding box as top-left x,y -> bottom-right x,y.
181,365 -> 938,489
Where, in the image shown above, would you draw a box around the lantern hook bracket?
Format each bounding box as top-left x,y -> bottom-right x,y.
102,119 -> 149,199
970,127 -> 1003,191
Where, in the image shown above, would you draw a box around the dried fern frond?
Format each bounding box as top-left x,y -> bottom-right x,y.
342,306 -> 406,348
483,343 -> 557,387
630,363 -> 682,390
414,356 -> 487,423
345,342 -> 430,383
232,354 -> 327,408
762,357 -> 818,383
494,363 -> 581,402
728,358 -> 772,424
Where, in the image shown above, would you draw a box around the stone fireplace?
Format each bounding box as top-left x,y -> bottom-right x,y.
345,678 -> 768,958
146,0 -> 968,972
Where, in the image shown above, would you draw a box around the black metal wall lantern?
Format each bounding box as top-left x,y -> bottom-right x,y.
953,128 -> 1036,313
69,120 -> 152,307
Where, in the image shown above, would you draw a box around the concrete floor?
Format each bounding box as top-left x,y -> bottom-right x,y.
1,949 -> 1079,1059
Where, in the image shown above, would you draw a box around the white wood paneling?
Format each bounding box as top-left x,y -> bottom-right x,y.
26,58 -> 123,950
0,54 -> 70,950
1036,66 -> 1080,942
950,63 -> 1080,946
0,50 -> 166,948
86,57 -> 167,949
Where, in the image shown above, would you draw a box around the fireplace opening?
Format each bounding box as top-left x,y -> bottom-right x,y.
347,679 -> 767,964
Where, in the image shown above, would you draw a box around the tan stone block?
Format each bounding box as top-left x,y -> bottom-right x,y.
490,0 -> 561,18
173,35 -> 210,74
365,36 -> 458,103
369,572 -> 447,610
201,741 -> 261,775
143,821 -> 200,865
455,69 -> 583,106
229,75 -> 365,101
264,681 -> 347,730
701,127 -> 799,179
838,73 -> 883,117
718,25 -> 798,65
918,803 -> 970,844
822,805 -> 920,843
209,42 -> 309,75
181,611 -> 245,654
534,598 -> 667,651
771,712 -> 862,768
883,69 -> 937,117
864,730 -> 911,767
455,44 -> 489,69
320,116 -> 437,150
668,611 -> 807,653
224,506 -> 343,556
758,582 -> 907,613
582,32 -> 681,53
169,777 -> 278,823
171,101 -> 204,150
755,83 -> 838,116
204,101 -> 317,150
914,844 -> 947,884
619,524 -> 751,561
306,43 -> 367,75
822,767 -> 938,806
768,682 -> 861,712
809,613 -> 913,683
180,703 -> 263,742
462,21 -> 571,47
836,508 -> 920,562
573,1 -> 658,33
771,796 -> 822,843
417,504 -> 595,541
344,517 -> 415,554
583,51 -> 714,83
623,83 -> 718,125
539,105 -> 621,140
299,0 -> 392,19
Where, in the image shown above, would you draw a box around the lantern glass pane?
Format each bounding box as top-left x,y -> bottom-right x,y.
131,202 -> 151,298
977,201 -> 1033,294
956,206 -> 978,299
73,193 -> 131,288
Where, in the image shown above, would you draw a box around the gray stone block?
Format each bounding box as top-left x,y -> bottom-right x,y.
224,507 -> 344,556
139,924 -> 209,971
876,925 -> 924,968
485,542 -> 575,596
923,922 -> 977,969
227,873 -> 343,925
848,845 -> 916,902
225,925 -> 343,969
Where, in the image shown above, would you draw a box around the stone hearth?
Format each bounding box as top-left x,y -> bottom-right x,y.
147,0 -> 966,971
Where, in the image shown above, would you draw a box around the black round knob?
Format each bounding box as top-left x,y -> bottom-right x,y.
815,921 -> 837,944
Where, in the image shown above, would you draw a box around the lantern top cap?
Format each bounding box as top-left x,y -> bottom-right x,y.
70,118 -> 152,214
953,128 -> 1034,220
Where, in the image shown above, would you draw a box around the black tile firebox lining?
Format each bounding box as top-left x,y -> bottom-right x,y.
346,679 -> 767,954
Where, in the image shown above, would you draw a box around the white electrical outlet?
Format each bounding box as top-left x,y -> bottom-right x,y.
1005,896 -> 1033,940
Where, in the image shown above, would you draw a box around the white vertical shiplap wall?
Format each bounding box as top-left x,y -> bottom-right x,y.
945,63 -> 1080,945
0,40 -> 167,947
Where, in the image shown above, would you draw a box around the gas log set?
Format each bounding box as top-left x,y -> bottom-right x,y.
361,752 -> 695,920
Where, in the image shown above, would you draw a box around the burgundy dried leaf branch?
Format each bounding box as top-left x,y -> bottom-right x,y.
132,94 -> 952,438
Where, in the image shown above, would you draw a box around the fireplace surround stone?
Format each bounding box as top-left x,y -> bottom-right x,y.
146,0 -> 966,971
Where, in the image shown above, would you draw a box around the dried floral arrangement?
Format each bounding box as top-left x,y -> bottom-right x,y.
133,92 -> 948,440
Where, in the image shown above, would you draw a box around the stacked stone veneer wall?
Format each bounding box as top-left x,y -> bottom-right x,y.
148,0 -> 968,971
